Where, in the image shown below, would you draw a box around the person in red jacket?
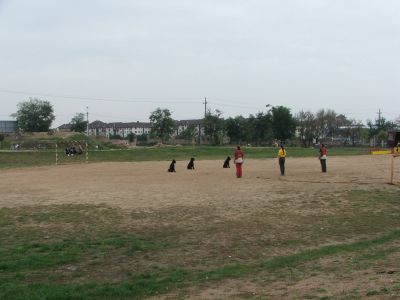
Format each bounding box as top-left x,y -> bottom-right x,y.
234,146 -> 244,178
319,144 -> 327,172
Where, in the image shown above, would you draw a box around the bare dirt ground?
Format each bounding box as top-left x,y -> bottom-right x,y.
1,155 -> 399,299
0,155 -> 398,210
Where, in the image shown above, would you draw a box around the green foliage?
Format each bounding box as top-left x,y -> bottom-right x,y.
271,106 -> 296,142
252,112 -> 273,145
225,116 -> 244,144
367,116 -> 397,146
70,113 -> 88,133
13,98 -> 55,132
126,132 -> 136,143
149,108 -> 175,143
377,130 -> 388,144
109,134 -> 123,140
177,124 -> 197,140
136,133 -> 148,142
203,109 -> 225,145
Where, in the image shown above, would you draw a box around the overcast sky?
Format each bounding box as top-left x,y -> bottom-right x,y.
0,0 -> 399,127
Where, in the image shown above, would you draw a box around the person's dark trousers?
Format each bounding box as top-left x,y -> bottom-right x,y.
320,158 -> 327,172
279,157 -> 285,175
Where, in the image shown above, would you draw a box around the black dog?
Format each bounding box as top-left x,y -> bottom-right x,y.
223,156 -> 231,168
168,159 -> 176,172
187,157 -> 195,170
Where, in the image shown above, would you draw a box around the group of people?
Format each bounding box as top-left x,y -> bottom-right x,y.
167,144 -> 329,177
64,146 -> 83,156
232,144 -> 328,178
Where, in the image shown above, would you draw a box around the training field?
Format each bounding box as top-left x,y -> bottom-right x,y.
1,155 -> 400,299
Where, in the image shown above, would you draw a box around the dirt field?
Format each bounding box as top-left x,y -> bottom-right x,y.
1,155 -> 400,299
0,155 -> 398,210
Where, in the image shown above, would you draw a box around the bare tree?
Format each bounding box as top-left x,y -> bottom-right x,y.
295,110 -> 317,147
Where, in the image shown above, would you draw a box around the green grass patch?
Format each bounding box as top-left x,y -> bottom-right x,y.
0,236 -> 159,274
1,230 -> 399,299
0,146 -> 368,169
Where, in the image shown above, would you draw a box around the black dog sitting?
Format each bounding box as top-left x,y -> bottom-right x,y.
223,156 -> 231,168
168,159 -> 176,172
187,157 -> 195,170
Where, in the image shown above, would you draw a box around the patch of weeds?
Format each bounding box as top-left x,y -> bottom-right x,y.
0,242 -> 81,272
354,247 -> 397,262
2,229 -> 400,299
366,289 -> 379,296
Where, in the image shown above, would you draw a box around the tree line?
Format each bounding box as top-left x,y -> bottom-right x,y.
9,98 -> 400,147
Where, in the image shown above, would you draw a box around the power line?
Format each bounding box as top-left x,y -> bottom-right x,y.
0,88 -> 265,109
0,89 -> 201,104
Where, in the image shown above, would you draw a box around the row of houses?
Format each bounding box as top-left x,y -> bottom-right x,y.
58,119 -> 204,138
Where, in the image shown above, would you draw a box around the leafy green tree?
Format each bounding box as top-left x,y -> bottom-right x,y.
225,113 -> 272,145
178,124 -> 197,140
271,106 -> 296,142
367,115 -> 397,146
377,130 -> 388,146
149,108 -> 175,143
137,133 -> 148,142
225,116 -> 247,144
0,134 -> 4,149
13,98 -> 55,132
252,112 -> 273,145
127,132 -> 136,143
70,113 -> 88,132
203,109 -> 225,145
341,119 -> 364,146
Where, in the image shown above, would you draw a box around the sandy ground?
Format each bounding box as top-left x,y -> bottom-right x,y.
1,155 -> 400,299
0,155 -> 399,210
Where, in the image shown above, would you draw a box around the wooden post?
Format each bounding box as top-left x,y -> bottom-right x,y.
55,142 -> 58,166
86,141 -> 89,163
390,155 -> 394,185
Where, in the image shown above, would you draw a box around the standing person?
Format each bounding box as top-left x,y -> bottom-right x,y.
319,144 -> 327,173
234,146 -> 244,178
277,144 -> 286,176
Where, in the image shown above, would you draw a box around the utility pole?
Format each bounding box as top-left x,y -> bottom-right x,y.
203,97 -> 207,118
377,109 -> 382,127
86,106 -> 89,136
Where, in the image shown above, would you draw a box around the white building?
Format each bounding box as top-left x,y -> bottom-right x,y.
59,119 -> 205,139
88,120 -> 152,138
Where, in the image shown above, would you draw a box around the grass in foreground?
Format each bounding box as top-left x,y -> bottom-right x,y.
0,189 -> 399,299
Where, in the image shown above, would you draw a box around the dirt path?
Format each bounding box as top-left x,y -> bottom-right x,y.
1,155 -> 398,211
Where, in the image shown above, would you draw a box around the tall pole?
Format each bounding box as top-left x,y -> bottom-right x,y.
203,97 -> 207,117
86,106 -> 89,136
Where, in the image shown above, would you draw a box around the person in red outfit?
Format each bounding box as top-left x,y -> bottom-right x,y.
319,144 -> 328,172
234,146 -> 244,178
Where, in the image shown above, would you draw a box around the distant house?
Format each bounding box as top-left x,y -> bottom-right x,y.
88,120 -> 152,138
0,120 -> 18,133
175,119 -> 204,137
57,123 -> 72,132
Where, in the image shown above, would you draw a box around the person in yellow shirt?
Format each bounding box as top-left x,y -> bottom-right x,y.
277,144 -> 286,176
